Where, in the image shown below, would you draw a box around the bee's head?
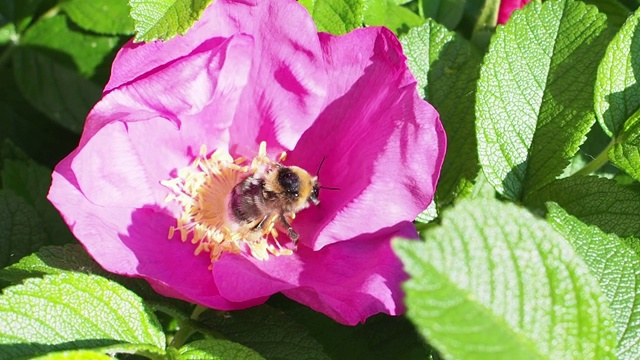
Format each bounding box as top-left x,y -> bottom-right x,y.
277,166 -> 319,208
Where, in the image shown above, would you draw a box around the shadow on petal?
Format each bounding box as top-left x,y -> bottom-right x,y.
213,221 -> 417,325
119,206 -> 268,310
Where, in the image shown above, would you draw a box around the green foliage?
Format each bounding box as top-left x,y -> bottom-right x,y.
595,7 -> 640,137
594,7 -> 640,181
476,0 -> 613,201
1,153 -> 75,246
363,0 -> 424,34
200,305 -> 330,360
401,19 -> 482,206
0,190 -> 48,268
394,198 -> 616,360
300,0 -> 365,34
528,176 -> 640,238
418,0 -> 465,29
179,339 -> 266,359
129,0 -> 213,42
547,203 -> 640,360
12,46 -> 101,132
60,0 -> 135,35
0,245 -> 103,283
584,0 -> 633,27
0,273 -> 166,359
4,9 -> 119,132
20,15 -> 120,76
0,0 -> 42,35
610,118 -> 640,181
281,303 -> 434,359
33,350 -> 113,360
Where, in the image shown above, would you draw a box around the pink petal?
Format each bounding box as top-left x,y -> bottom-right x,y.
66,34 -> 254,210
288,27 -> 446,250
83,33 -> 253,147
498,0 -> 531,24
49,163 -> 263,310
106,0 -> 328,156
213,222 -> 417,325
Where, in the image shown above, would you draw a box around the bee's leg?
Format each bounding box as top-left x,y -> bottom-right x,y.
279,215 -> 299,241
251,215 -> 269,231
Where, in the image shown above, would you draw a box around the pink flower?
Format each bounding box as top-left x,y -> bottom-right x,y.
498,0 -> 531,24
48,0 -> 445,325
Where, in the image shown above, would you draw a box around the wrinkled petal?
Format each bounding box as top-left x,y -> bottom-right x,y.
106,0 -> 328,155
288,28 -> 445,249
66,34 -> 254,210
213,222 -> 417,325
498,0 -> 531,24
83,34 -> 253,147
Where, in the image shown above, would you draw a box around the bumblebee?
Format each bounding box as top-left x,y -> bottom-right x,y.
229,164 -> 320,242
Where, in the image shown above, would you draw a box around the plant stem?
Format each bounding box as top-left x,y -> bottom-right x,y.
38,6 -> 60,22
572,137 -> 616,177
190,305 -> 207,320
170,319 -> 196,349
471,0 -> 501,50
169,305 -> 208,349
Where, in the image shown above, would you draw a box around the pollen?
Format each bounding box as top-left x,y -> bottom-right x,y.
161,142 -> 294,265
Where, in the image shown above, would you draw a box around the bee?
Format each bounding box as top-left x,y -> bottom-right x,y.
229,163 -> 321,243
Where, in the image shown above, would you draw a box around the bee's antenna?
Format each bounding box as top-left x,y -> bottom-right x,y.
316,156 -> 326,177
316,157 -> 340,191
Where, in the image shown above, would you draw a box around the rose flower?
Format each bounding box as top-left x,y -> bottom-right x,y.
498,0 -> 532,24
48,0 -> 446,325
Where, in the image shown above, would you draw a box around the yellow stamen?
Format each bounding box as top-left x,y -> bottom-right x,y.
161,142 -> 296,265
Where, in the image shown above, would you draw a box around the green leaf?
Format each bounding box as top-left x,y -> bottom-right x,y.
0,0 -> 43,33
0,75 -> 79,168
363,0 -> 424,35
33,350 -> 112,360
547,203 -> 640,360
0,244 -> 193,318
0,190 -> 47,268
0,273 -> 165,359
393,198 -> 616,360
419,0 -> 465,29
200,305 -> 330,360
179,339 -> 265,360
476,0 -> 612,201
299,0 -> 365,35
129,0 -> 212,42
595,7 -> 640,137
0,23 -> 15,45
61,0 -> 134,35
401,20 -> 482,206
415,200 -> 438,223
20,15 -> 120,77
610,117 -> 640,181
2,158 -> 74,245
0,245 -> 101,283
281,304 -> 434,360
12,46 -> 101,133
584,0 -> 632,27
528,175 -> 640,238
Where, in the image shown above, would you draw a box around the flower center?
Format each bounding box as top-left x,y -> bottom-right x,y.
161,142 -> 296,265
